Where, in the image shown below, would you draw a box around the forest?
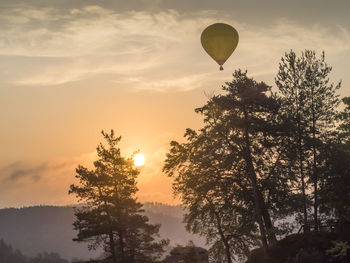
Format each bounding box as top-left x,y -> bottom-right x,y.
2,50 -> 349,263
65,50 -> 350,263
163,50 -> 350,263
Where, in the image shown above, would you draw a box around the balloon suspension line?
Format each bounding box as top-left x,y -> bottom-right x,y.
219,65 -> 224,71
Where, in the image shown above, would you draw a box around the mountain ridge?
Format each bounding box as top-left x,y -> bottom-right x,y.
0,203 -> 205,261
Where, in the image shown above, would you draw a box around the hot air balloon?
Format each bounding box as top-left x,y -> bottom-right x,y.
201,23 -> 239,70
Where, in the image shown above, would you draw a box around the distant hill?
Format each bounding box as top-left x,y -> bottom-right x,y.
143,203 -> 205,246
0,203 -> 205,261
0,239 -> 69,263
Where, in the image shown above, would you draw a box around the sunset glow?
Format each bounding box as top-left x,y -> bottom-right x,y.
0,0 -> 349,208
1,1 -> 350,262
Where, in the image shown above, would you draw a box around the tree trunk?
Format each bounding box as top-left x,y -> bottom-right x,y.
98,187 -> 117,263
109,232 -> 117,263
311,87 -> 318,232
211,202 -> 233,263
248,159 -> 269,260
299,145 -> 309,233
296,87 -> 308,233
223,239 -> 233,263
242,107 -> 269,260
119,231 -> 125,262
113,184 -> 126,261
258,191 -> 277,243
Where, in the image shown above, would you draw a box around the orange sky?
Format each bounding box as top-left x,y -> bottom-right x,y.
0,0 -> 349,207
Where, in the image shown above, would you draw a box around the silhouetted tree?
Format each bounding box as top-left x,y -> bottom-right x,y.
164,127 -> 258,262
275,50 -> 340,231
164,51 -> 346,262
69,130 -> 168,263
338,97 -> 350,146
276,51 -> 312,231
319,97 -> 350,224
319,142 -> 350,224
165,70 -> 292,261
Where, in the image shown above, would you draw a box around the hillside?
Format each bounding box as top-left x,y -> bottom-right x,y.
0,203 -> 205,261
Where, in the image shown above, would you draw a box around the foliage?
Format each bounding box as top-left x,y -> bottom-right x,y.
164,70 -> 295,261
326,240 -> 350,260
338,97 -> 350,146
318,143 -> 350,223
69,130 -> 168,263
275,50 -> 341,231
165,49 -> 347,262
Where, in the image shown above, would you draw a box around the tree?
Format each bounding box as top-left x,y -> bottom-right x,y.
303,50 -> 340,231
338,97 -> 350,146
164,128 -> 259,263
69,130 -> 168,263
319,142 -> 350,224
275,50 -> 340,231
276,51 -> 312,232
165,70 -> 291,261
319,97 -> 350,224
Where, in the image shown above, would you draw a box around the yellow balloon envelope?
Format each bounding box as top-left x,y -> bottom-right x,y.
201,23 -> 239,70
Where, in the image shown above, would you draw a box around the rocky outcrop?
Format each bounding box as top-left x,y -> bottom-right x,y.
162,245 -> 209,263
245,232 -> 350,263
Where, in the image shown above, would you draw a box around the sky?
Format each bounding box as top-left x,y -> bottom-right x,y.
0,0 -> 349,207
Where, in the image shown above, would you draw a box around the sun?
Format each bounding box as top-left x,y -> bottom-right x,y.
133,153 -> 145,167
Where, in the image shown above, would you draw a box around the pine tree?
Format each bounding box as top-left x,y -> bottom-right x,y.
165,70 -> 290,261
338,97 -> 350,146
319,142 -> 350,225
319,97 -> 350,225
275,51 -> 311,232
208,70 -> 283,258
164,128 -> 258,263
276,50 -> 340,231
69,130 -> 168,263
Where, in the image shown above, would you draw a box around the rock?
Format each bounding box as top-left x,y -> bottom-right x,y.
162,245 -> 209,263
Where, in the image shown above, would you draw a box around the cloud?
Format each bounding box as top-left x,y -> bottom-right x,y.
0,152 -> 96,208
1,160 -> 73,183
0,161 -> 71,190
0,146 -> 181,207
124,73 -> 210,92
4,164 -> 44,182
0,4 -> 348,91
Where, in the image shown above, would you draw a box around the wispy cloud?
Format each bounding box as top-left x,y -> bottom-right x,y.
1,160 -> 73,183
0,152 -> 96,207
0,146 -> 180,207
1,5 -> 349,90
